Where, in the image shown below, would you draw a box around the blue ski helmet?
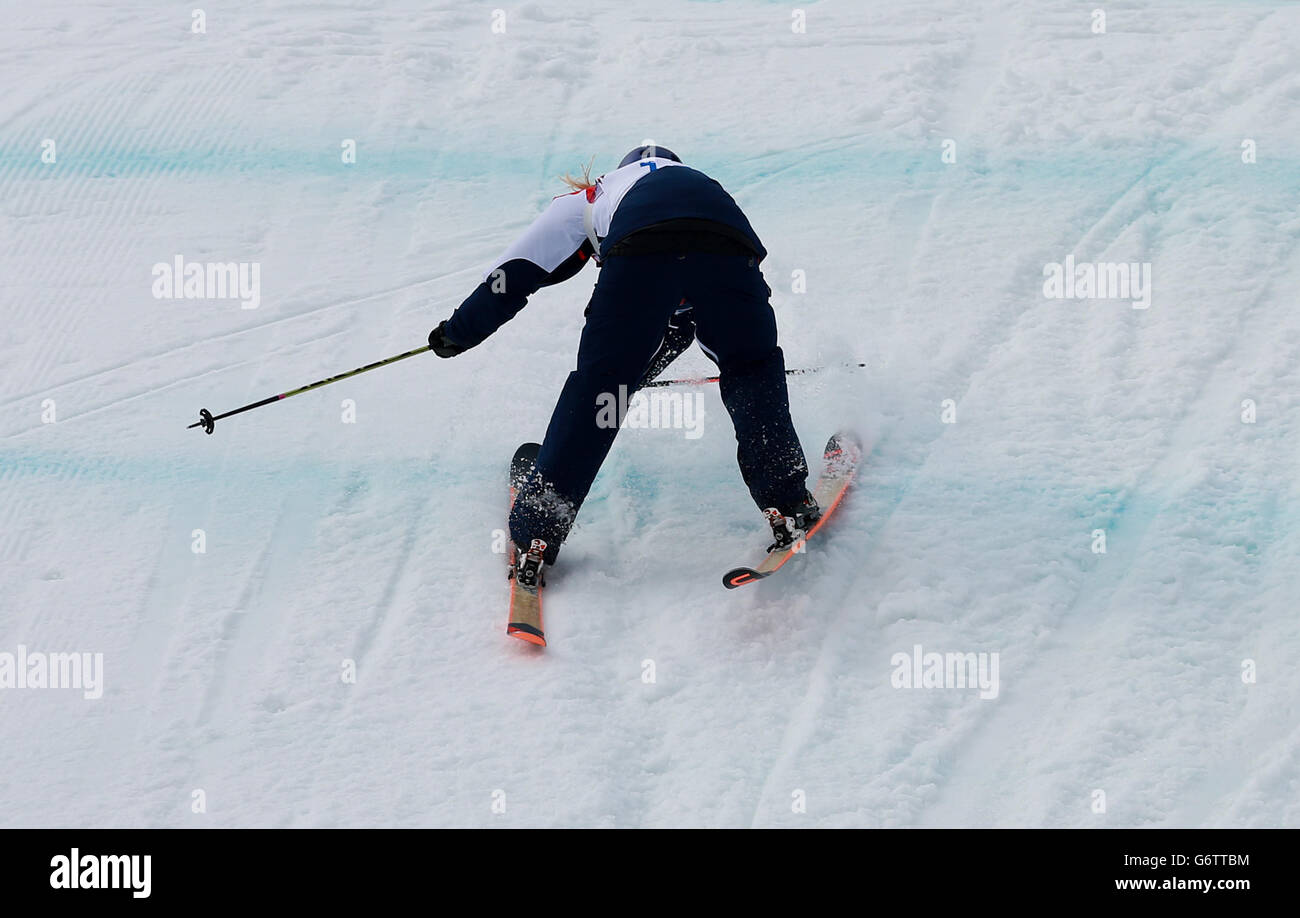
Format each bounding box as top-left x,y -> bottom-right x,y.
619,145 -> 681,168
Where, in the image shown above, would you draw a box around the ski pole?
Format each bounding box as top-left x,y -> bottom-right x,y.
641,361 -> 866,389
188,344 -> 431,434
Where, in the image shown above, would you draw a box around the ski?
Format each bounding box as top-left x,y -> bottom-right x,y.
507,442 -> 547,645
722,431 -> 863,589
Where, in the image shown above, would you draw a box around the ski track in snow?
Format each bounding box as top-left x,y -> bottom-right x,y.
1,0 -> 1298,827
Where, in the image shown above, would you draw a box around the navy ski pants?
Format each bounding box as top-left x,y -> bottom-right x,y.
509,252 -> 809,557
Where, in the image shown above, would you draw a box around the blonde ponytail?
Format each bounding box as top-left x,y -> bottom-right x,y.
559,155 -> 597,192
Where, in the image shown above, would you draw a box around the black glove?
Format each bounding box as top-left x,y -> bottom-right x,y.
635,307 -> 696,389
428,320 -> 467,358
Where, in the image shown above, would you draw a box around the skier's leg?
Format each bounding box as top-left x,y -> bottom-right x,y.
510,254 -> 682,560
686,254 -> 810,513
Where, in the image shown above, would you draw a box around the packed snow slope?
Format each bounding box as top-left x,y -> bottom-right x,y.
2,0 -> 1298,827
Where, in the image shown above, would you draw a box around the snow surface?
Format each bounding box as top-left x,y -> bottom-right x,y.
1,0 -> 1298,827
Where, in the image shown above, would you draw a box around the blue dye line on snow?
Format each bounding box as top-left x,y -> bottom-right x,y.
2,143 -> 1296,190
1,445 -> 1291,544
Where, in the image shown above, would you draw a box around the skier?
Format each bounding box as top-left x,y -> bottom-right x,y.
428,145 -> 816,581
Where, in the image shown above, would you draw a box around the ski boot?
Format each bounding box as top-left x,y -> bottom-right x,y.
763,491 -> 821,553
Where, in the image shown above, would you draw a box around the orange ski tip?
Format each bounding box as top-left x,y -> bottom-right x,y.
724,567 -> 763,589
507,623 -> 547,646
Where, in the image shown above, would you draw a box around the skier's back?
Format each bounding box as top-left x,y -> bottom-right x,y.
428,145 -> 817,577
